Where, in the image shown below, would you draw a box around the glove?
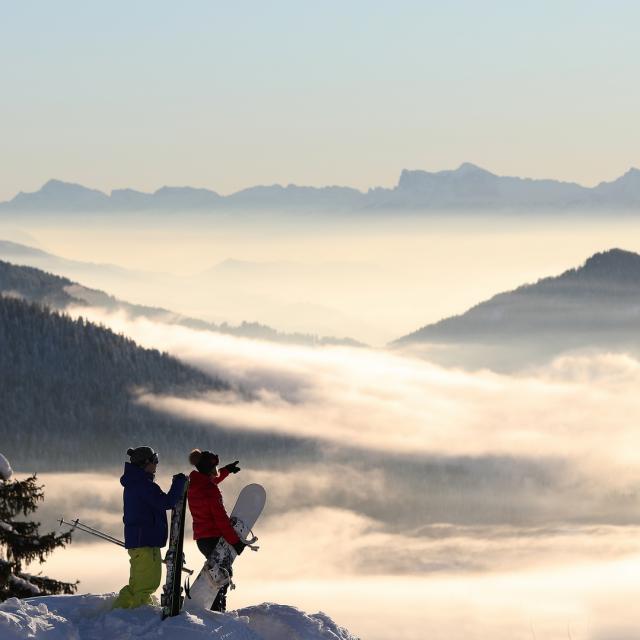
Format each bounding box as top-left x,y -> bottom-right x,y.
232,541 -> 246,555
172,472 -> 188,485
222,460 -> 241,474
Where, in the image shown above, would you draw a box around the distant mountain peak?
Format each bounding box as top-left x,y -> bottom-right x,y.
580,247 -> 640,277
398,162 -> 493,181
41,179 -> 67,190
454,162 -> 491,175
620,167 -> 640,181
585,247 -> 637,261
594,167 -> 640,194
40,179 -> 104,194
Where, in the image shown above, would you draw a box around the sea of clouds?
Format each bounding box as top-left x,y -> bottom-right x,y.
27,306 -> 640,638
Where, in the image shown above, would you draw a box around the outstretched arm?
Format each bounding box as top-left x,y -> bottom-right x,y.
211,468 -> 230,486
213,461 -> 241,485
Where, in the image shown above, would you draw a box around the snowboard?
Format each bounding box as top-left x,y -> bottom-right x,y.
184,483 -> 266,612
161,478 -> 189,619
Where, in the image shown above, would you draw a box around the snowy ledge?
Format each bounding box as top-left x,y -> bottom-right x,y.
0,593 -> 359,640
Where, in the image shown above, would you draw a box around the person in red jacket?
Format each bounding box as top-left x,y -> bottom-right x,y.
187,448 -> 244,612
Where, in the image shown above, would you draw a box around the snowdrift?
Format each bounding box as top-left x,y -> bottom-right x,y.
0,593 -> 359,640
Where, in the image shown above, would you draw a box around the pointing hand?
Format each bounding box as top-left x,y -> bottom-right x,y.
222,461 -> 241,474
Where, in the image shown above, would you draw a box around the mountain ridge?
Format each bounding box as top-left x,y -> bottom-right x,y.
3,164 -> 640,212
0,248 -> 364,348
393,248 -> 640,368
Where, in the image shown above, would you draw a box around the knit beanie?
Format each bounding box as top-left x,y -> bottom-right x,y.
189,449 -> 219,474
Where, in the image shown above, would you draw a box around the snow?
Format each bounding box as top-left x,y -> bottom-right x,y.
8,575 -> 41,595
0,452 -> 13,480
0,594 -> 359,640
236,604 -> 357,640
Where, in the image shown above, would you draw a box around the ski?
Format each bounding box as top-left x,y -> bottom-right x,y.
161,478 -> 189,618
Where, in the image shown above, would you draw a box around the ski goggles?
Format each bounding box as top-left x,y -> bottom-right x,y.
149,453 -> 159,464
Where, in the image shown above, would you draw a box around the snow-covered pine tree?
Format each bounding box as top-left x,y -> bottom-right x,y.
0,452 -> 77,600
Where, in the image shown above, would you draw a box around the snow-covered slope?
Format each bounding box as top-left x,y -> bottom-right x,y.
0,594 -> 359,640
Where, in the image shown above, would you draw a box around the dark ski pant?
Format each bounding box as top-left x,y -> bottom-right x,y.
113,547 -> 162,609
197,537 -> 231,612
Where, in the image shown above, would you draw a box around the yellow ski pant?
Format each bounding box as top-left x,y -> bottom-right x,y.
112,547 -> 162,609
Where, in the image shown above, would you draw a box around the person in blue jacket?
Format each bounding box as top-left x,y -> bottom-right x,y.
113,446 -> 187,609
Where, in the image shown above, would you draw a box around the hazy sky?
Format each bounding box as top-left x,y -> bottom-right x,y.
2,1 -> 640,201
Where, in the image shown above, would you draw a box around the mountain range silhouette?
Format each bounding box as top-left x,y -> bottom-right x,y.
3,164 -> 640,212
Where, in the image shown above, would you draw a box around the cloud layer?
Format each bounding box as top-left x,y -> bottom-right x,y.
45,310 -> 640,553
73,308 -> 640,471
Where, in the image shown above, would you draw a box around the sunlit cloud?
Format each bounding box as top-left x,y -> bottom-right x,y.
67,307 -> 640,480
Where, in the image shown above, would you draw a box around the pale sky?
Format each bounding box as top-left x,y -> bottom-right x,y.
1,0 -> 640,200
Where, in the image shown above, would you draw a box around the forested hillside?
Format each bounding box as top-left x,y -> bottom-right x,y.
0,295 -> 310,471
0,260 -> 76,308
396,249 -> 640,344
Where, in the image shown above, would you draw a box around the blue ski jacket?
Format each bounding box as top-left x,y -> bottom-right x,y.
120,462 -> 186,549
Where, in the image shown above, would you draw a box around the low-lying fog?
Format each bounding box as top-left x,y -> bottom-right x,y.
4,212 -> 640,344
19,303 -> 640,640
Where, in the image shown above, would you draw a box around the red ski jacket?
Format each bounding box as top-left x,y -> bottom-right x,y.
187,469 -> 240,544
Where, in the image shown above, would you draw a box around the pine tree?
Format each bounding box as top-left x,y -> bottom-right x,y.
0,461 -> 78,600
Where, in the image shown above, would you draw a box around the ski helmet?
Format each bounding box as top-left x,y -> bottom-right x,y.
127,446 -> 158,467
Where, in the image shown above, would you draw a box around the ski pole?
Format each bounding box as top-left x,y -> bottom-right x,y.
60,517 -> 194,575
62,518 -> 128,546
59,517 -> 125,546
